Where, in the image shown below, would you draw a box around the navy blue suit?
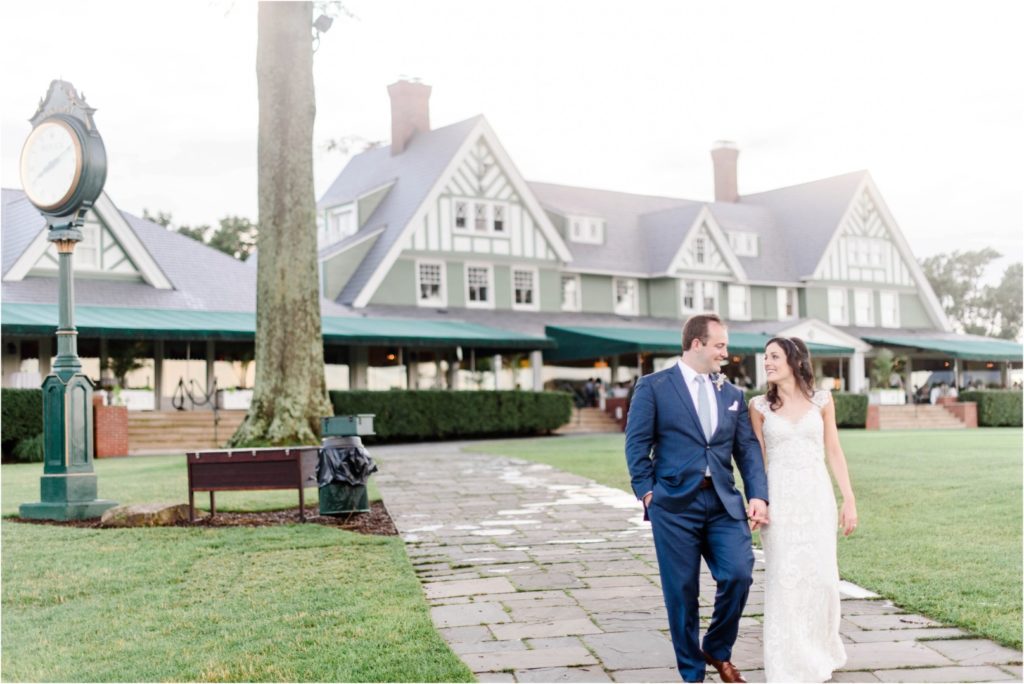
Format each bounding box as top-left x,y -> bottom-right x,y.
625,366 -> 768,682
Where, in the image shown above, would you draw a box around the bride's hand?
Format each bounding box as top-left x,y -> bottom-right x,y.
840,500 -> 858,536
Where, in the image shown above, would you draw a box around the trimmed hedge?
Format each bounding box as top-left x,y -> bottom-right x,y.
328,390 -> 573,443
2,389 -> 43,460
743,389 -> 868,428
960,391 -> 1023,427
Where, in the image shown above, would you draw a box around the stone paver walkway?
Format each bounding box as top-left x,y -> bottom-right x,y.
372,442 -> 1022,683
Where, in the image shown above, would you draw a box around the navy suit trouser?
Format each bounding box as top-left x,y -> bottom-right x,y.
649,487 -> 754,682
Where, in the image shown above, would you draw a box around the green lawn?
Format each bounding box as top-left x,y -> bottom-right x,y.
468,428 -> 1024,649
1,457 -> 470,683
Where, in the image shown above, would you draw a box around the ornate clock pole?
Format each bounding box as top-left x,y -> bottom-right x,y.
19,80 -> 117,520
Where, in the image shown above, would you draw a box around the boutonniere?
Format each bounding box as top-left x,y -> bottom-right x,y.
711,372 -> 726,392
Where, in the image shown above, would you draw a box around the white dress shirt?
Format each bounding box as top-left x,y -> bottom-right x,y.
678,359 -> 717,476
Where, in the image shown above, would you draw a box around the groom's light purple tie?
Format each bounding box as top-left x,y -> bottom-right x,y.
695,375 -> 713,439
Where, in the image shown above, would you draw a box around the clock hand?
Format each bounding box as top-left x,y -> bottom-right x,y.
33,145 -> 74,185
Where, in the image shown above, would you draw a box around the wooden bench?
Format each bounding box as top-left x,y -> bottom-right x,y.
185,446 -> 320,522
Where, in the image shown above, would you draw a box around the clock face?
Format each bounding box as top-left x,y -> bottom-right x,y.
20,119 -> 83,212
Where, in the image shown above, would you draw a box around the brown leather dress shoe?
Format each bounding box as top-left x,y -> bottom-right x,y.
702,651 -> 747,683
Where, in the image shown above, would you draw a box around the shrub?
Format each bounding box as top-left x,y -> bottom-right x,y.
12,433 -> 44,463
1,389 -> 43,460
960,391 -> 1023,427
743,389 -> 867,428
328,390 -> 573,443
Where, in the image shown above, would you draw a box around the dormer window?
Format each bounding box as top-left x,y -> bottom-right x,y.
474,204 -> 487,232
568,215 -> 604,244
694,238 -> 706,264
728,231 -> 759,257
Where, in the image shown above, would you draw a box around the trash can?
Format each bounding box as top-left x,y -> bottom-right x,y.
317,415 -> 377,515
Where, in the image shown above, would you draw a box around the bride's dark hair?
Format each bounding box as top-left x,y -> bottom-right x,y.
765,336 -> 815,410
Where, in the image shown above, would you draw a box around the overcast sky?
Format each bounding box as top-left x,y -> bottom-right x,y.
2,0 -> 1021,283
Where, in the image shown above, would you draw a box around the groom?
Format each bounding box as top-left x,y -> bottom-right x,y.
625,314 -> 769,683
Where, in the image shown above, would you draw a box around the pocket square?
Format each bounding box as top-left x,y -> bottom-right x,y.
728,400 -> 739,412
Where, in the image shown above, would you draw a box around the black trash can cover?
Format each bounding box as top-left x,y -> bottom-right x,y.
317,436 -> 378,486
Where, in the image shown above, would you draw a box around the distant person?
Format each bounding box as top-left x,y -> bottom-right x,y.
596,377 -> 606,410
584,378 -> 596,407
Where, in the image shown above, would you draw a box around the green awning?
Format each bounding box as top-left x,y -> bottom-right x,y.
861,334 -> 1023,362
544,325 -> 854,362
1,303 -> 553,350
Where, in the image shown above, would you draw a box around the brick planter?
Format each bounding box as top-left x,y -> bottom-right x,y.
940,401 -> 978,428
95,404 -> 129,457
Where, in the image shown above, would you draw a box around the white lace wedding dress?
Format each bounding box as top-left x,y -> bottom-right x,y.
753,391 -> 847,683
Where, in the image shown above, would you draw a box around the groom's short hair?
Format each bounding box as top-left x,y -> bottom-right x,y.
682,314 -> 725,352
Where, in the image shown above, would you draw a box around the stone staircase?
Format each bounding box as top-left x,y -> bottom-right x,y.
554,407 -> 623,435
876,404 -> 967,430
127,410 -> 248,455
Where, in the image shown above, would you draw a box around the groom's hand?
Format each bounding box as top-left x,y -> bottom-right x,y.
748,498 -> 769,531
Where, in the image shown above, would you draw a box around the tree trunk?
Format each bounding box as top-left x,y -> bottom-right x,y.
231,0 -> 332,446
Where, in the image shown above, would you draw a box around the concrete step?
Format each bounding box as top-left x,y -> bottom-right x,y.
876,405 -> 966,429
555,408 -> 622,434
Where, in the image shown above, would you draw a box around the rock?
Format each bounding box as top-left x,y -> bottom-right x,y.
100,503 -> 195,527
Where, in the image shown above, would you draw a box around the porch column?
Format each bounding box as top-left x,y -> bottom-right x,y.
434,358 -> 444,389
406,349 -> 416,390
153,340 -> 164,410
850,351 -> 866,393
446,354 -> 460,390
530,350 -> 543,391
754,352 -> 766,389
38,336 -> 52,377
1001,361 -> 1010,388
902,356 -> 913,404
493,354 -> 502,390
349,346 -> 368,389
206,339 -> 216,400
99,337 -> 109,387
953,358 -> 962,391
611,356 -> 620,384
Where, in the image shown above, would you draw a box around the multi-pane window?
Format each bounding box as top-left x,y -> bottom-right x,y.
512,268 -> 537,309
466,265 -> 493,307
417,261 -> 445,306
694,238 -> 706,264
614,278 -> 638,316
681,280 -> 696,311
702,281 -> 718,312
777,287 -> 797,319
728,231 -> 759,257
880,291 -> 900,328
728,284 -> 750,321
451,200 -> 508,235
854,289 -> 874,326
828,288 -> 848,325
561,274 -> 581,311
75,222 -> 101,270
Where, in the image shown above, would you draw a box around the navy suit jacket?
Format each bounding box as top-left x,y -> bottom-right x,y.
624,366 -> 768,521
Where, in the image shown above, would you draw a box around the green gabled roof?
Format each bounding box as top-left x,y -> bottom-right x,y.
860,334 -> 1023,361
0,303 -> 553,350
544,325 -> 854,362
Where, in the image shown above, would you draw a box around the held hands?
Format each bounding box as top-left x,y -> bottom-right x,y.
642,492 -> 653,508
747,498 -> 769,531
840,499 -> 858,536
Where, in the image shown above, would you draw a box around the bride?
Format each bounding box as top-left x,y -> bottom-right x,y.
749,337 -> 858,683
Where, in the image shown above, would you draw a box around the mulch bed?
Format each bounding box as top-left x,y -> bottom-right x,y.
8,501 -> 398,536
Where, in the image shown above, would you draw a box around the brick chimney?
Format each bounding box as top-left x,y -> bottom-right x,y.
711,140 -> 739,202
388,79 -> 431,155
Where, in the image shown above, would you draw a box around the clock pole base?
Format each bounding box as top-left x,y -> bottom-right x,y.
19,499 -> 118,522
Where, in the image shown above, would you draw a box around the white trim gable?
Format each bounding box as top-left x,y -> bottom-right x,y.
809,175 -> 949,330
776,318 -> 872,353
3,192 -> 172,289
667,207 -> 748,281
94,193 -> 173,289
352,117 -> 572,308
